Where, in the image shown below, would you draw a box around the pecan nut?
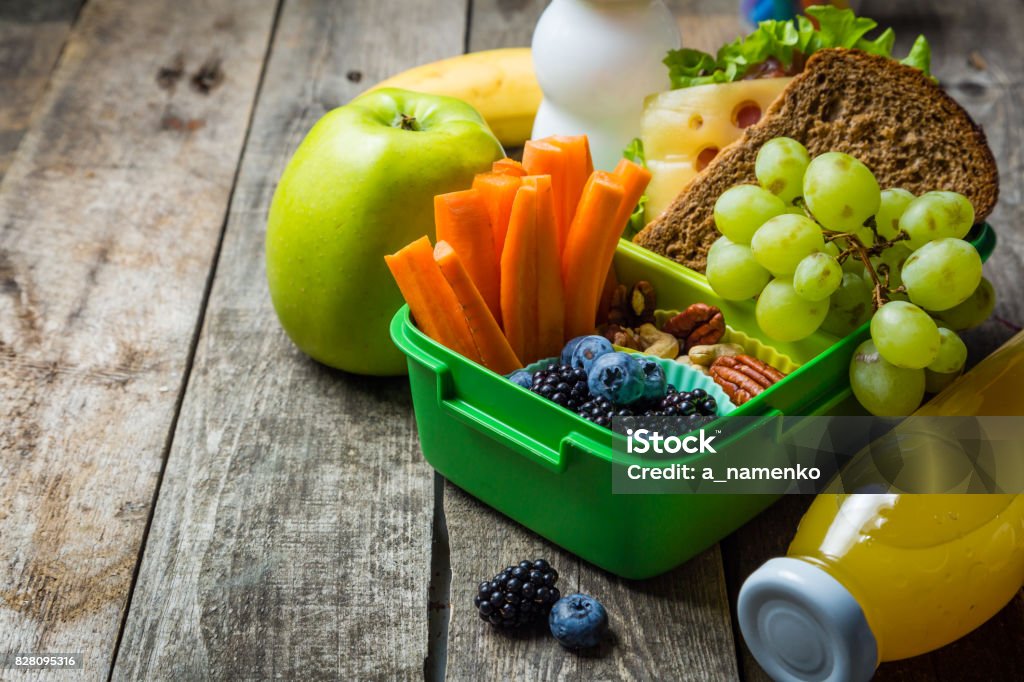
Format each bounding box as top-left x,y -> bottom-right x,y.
708,354 -> 785,405
662,303 -> 725,350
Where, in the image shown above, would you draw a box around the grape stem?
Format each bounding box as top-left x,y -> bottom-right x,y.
794,197 -> 908,310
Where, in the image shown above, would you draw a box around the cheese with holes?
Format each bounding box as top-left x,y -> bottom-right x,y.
641,78 -> 792,221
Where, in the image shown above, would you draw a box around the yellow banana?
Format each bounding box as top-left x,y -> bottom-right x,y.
366,48 -> 540,148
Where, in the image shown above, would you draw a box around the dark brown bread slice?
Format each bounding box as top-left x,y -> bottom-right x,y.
634,48 -> 999,272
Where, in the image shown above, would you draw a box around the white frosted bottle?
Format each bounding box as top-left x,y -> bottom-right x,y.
531,0 -> 682,170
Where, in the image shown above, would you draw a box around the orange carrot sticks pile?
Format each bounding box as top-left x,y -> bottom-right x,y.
386,138 -> 650,374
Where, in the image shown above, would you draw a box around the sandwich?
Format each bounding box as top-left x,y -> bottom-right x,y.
628,7 -> 998,272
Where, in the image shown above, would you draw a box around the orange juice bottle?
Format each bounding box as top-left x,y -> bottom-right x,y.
738,331 -> 1024,682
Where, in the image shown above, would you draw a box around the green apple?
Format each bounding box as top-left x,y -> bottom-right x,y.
266,88 -> 503,375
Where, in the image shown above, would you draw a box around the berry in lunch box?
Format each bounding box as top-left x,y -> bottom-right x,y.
561,336 -> 587,365
530,363 -> 590,410
588,352 -> 645,405
475,559 -> 561,629
506,369 -> 533,389
569,336 -> 613,373
634,356 -> 668,400
659,390 -> 718,417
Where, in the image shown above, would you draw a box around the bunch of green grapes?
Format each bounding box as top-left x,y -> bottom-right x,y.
705,137 -> 996,417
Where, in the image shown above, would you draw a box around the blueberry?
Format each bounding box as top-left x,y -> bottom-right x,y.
634,355 -> 668,400
549,593 -> 609,649
506,369 -> 533,389
587,352 -> 645,405
561,336 -> 586,365
570,336 -> 614,373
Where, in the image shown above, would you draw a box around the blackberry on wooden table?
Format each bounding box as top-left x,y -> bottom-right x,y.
474,559 -> 561,629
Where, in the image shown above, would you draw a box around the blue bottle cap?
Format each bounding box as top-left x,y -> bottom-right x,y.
738,558 -> 878,682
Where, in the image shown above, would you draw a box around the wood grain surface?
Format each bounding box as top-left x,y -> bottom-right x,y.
0,0 -> 83,181
111,1 -> 468,679
0,0 -> 277,675
0,0 -> 1020,679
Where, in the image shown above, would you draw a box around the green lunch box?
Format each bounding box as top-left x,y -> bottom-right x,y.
390,225 -> 996,579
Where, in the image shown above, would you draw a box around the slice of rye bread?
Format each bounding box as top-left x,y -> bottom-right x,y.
634,48 -> 999,272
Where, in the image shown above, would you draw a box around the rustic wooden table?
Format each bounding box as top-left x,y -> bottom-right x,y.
1,0 -> 1021,679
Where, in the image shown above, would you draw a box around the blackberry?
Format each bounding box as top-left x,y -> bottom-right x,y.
475,559 -> 561,629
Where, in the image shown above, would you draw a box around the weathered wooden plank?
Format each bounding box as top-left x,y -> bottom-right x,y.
0,0 -> 83,181
444,483 -> 582,681
111,1 -> 469,678
446,485 -> 739,680
442,2 -> 743,680
727,2 -> 1024,676
0,0 -> 278,674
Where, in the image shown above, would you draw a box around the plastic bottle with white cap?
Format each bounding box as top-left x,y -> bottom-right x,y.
740,494 -> 1023,681
739,332 -> 1024,682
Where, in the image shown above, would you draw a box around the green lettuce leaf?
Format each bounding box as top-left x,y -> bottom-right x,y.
901,34 -> 932,75
623,137 -> 646,166
805,5 -> 879,49
664,5 -> 930,90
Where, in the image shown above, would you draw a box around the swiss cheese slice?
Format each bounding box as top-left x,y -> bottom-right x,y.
641,77 -> 792,221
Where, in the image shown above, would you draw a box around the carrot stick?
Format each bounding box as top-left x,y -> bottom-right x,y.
492,158 -> 527,177
521,175 -> 564,360
589,159 -> 653,326
434,241 -> 522,375
550,135 -> 593,242
385,236 -> 480,362
501,185 -> 540,363
522,139 -> 568,253
472,172 -> 521,260
434,189 -> 502,325
562,172 -> 626,340
611,158 -> 653,234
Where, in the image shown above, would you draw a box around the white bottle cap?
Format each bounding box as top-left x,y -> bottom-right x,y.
738,558 -> 878,682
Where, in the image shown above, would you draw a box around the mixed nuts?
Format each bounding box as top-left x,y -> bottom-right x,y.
598,280 -> 786,405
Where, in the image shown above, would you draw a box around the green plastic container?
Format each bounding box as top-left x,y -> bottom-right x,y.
390,224 -> 995,579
